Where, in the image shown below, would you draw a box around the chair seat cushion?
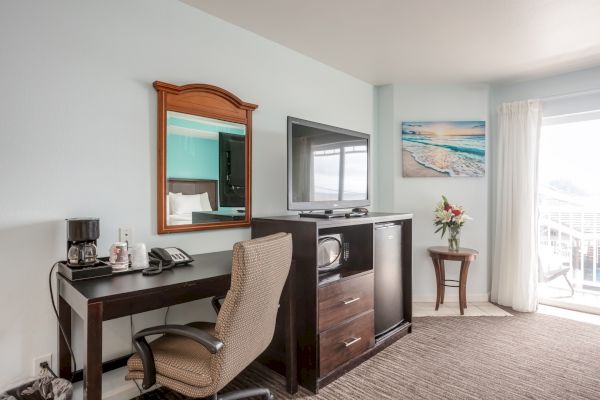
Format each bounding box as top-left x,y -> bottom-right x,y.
127,321 -> 216,388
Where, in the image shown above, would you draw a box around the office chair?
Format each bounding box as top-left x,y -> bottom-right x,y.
126,232 -> 293,400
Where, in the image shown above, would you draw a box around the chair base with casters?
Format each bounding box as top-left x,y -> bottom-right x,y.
211,388 -> 273,400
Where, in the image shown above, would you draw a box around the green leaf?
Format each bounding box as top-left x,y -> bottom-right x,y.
434,226 -> 442,233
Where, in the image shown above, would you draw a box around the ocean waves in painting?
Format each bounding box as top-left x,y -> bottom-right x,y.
402,134 -> 485,176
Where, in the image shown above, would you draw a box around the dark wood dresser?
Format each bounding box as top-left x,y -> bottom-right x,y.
252,212 -> 412,393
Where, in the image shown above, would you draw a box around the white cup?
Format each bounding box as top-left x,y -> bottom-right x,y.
130,243 -> 149,268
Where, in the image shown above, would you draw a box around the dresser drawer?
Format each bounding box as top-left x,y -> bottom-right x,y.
319,310 -> 374,377
318,273 -> 374,332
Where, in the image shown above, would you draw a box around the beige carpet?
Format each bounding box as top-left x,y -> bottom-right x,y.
413,301 -> 513,317
135,309 -> 600,399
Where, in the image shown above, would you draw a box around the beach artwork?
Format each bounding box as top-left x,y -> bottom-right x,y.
402,121 -> 485,177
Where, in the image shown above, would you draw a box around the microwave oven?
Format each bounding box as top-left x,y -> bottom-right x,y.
317,233 -> 348,273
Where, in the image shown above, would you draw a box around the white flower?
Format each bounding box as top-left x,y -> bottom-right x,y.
441,210 -> 452,223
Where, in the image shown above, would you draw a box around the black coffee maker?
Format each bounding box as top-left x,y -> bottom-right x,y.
66,218 -> 99,267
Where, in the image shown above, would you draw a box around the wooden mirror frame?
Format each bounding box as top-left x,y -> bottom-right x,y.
155,81 -> 258,234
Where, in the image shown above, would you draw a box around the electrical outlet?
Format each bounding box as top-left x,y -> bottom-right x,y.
119,227 -> 133,244
33,353 -> 52,376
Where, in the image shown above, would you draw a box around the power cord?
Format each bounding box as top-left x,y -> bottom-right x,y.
164,306 -> 170,326
48,262 -> 77,382
40,361 -> 58,379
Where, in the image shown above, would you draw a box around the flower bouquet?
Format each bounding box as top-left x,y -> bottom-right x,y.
434,195 -> 470,251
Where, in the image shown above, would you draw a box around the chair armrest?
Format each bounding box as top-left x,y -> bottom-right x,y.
132,324 -> 224,389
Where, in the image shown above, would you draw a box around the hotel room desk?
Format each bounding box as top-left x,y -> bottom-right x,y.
192,211 -> 246,223
57,250 -> 297,400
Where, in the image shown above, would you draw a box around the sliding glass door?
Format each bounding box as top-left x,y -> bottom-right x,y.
537,115 -> 600,313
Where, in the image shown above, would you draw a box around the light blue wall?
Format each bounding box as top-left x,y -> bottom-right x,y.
166,134 -> 218,179
167,115 -> 245,136
375,83 -> 491,302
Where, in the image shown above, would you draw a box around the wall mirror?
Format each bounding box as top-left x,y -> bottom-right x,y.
155,81 -> 258,234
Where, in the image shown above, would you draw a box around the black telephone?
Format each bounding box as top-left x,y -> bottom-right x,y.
143,247 -> 193,276
150,247 -> 193,268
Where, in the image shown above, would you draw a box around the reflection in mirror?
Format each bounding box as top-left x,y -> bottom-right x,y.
166,111 -> 246,226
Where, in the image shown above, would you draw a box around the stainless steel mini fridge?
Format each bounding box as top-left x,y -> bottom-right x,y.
374,222 -> 404,338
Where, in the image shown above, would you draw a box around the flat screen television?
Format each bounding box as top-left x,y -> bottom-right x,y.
288,116 -> 370,213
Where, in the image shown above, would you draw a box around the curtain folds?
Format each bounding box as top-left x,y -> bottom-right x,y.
491,100 -> 542,312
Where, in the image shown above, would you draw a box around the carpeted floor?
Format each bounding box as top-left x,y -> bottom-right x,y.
134,310 -> 600,399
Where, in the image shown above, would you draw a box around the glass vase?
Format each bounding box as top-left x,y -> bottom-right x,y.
448,226 -> 460,251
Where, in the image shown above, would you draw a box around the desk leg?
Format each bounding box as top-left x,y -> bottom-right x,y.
84,301 -> 103,400
283,267 -> 298,394
58,293 -> 72,379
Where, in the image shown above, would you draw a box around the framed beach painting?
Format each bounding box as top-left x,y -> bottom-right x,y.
401,121 -> 486,177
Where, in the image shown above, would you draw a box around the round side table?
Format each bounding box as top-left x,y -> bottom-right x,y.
427,246 -> 478,315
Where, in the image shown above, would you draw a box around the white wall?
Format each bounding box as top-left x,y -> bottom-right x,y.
376,84 -> 490,302
0,0 -> 374,392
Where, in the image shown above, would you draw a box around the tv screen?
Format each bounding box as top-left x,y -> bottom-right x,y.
288,117 -> 369,211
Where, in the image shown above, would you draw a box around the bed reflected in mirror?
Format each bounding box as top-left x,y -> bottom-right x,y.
166,111 -> 247,226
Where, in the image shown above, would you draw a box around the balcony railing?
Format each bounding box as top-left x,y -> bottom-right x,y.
538,206 -> 600,290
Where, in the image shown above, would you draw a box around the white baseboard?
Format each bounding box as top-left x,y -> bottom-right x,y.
412,293 -> 490,303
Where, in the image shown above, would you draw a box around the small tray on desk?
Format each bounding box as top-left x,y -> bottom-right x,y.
58,258 -> 148,281
58,260 -> 113,281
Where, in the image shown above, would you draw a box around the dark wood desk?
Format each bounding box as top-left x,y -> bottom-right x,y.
57,250 -> 297,400
192,211 -> 246,223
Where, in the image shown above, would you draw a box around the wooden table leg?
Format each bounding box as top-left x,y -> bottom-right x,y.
283,263 -> 298,394
459,260 -> 471,315
58,289 -> 72,379
431,257 -> 442,310
84,302 -> 103,400
439,260 -> 446,305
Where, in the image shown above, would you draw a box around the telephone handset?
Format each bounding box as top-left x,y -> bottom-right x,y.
149,247 -> 193,268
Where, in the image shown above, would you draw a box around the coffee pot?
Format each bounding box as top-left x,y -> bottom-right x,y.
66,218 -> 100,267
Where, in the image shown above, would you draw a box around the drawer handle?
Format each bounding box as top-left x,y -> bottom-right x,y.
341,297 -> 360,305
342,337 -> 361,347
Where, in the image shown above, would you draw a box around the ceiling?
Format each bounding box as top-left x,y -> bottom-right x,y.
182,0 -> 600,85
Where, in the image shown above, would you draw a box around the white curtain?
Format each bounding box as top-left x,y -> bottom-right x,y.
491,100 -> 542,312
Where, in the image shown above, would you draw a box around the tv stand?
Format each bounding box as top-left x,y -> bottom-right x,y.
299,210 -> 346,219
252,213 -> 412,393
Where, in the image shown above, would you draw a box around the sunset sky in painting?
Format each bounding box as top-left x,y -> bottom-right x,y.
402,121 -> 485,136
